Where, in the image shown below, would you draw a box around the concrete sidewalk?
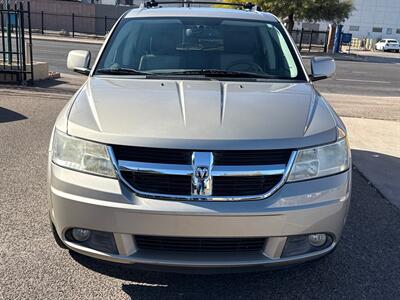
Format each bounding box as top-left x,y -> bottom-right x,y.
323,93 -> 400,122
30,33 -> 105,45
342,117 -> 400,209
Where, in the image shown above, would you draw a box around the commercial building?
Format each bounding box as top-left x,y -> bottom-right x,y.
341,0 -> 400,39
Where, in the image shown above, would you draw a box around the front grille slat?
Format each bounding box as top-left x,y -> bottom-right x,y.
135,236 -> 266,253
121,171 -> 191,195
113,145 -> 192,164
212,175 -> 282,196
213,150 -> 292,165
113,145 -> 291,166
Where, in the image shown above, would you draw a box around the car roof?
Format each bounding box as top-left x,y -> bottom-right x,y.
125,7 -> 279,22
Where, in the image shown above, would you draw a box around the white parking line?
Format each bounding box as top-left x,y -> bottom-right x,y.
336,78 -> 391,84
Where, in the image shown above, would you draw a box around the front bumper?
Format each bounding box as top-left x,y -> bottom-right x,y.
49,163 -> 351,269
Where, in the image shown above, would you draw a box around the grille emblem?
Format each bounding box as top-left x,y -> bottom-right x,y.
192,152 -> 213,196
195,167 -> 209,179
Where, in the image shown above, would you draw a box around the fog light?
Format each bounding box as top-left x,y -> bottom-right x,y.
281,234 -> 333,258
65,228 -> 118,254
72,228 -> 91,242
308,233 -> 327,247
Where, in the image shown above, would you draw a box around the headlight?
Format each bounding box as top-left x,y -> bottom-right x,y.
52,130 -> 116,178
288,137 -> 350,182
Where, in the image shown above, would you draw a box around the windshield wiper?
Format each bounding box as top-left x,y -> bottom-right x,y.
158,69 -> 286,79
96,68 -> 152,75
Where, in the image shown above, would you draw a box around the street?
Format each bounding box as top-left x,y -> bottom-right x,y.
0,39 -> 399,299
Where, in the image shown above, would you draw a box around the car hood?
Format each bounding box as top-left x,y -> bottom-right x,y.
66,77 -> 337,150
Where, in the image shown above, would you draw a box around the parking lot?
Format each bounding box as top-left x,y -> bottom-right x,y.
0,40 -> 399,299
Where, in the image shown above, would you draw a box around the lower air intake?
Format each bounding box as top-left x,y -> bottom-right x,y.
135,236 -> 266,253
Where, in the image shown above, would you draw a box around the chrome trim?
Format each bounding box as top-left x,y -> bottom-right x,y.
119,161 -> 192,176
212,165 -> 286,177
108,146 -> 297,202
118,161 -> 286,177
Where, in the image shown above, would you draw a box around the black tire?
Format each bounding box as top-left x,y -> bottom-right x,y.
51,222 -> 68,249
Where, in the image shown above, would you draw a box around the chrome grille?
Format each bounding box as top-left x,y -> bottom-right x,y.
110,146 -> 296,201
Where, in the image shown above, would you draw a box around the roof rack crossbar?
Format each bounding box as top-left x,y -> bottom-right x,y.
143,0 -> 260,11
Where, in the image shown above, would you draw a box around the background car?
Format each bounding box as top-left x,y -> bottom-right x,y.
375,39 -> 400,52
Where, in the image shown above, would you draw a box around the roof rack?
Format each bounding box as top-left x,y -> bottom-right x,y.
142,0 -> 261,11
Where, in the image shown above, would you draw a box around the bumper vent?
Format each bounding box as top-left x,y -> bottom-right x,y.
135,236 -> 266,253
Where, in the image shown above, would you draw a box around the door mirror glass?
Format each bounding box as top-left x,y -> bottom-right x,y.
67,50 -> 91,75
310,56 -> 335,81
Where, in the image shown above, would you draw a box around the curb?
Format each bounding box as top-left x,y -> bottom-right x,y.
31,34 -> 104,45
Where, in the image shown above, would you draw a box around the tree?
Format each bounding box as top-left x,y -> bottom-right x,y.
219,0 -> 354,33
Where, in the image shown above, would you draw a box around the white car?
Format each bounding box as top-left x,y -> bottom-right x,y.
375,39 -> 400,52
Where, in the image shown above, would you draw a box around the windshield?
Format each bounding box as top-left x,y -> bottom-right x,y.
95,17 -> 305,80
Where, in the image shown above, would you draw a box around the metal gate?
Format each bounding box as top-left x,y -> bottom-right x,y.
0,1 -> 33,84
291,29 -> 329,53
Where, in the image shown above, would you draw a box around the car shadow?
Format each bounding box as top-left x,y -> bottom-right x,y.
70,163 -> 400,299
0,107 -> 27,123
70,249 -> 327,299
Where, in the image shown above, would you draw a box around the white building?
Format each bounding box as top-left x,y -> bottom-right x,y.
341,0 -> 400,39
294,0 -> 400,40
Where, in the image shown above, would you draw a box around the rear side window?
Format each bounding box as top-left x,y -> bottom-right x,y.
95,17 -> 305,80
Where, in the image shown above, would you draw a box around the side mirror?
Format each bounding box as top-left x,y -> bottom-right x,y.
310,56 -> 336,81
67,50 -> 91,75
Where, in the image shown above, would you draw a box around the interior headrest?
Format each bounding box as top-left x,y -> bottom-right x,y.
224,32 -> 256,54
151,33 -> 178,55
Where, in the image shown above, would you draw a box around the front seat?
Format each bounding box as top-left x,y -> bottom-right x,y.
139,34 -> 180,71
221,32 -> 257,71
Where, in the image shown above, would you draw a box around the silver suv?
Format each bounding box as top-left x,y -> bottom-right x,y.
49,3 -> 351,271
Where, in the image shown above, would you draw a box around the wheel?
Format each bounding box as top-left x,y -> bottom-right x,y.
51,222 -> 68,249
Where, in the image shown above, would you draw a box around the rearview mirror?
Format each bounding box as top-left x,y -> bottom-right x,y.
67,50 -> 91,75
310,56 -> 335,81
